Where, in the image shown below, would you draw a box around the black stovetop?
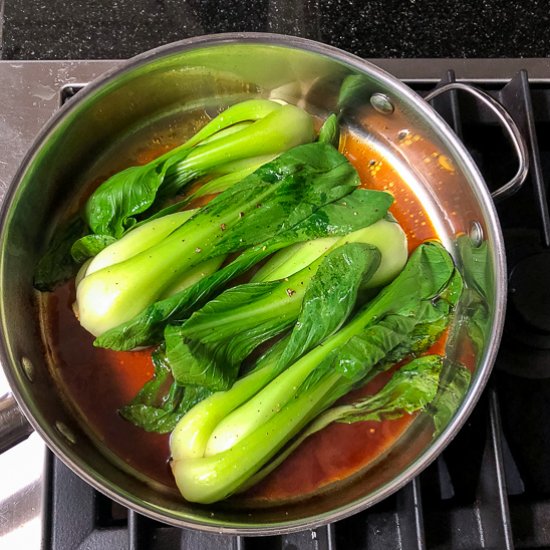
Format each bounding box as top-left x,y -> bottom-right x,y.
36,66 -> 550,550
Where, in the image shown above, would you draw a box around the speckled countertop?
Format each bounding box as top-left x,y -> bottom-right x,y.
2,0 -> 550,60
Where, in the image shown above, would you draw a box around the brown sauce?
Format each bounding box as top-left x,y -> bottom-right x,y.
44,282 -> 174,486
342,133 -> 438,251
41,131 -> 442,501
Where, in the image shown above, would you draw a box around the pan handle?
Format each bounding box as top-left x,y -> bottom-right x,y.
425,82 -> 529,202
0,392 -> 33,454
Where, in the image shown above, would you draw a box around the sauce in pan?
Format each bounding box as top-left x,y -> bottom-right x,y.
40,130 -> 444,502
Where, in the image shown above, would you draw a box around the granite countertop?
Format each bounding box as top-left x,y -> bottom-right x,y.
2,0 -> 550,60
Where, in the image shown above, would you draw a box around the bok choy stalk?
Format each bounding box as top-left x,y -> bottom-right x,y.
162,242 -> 381,390
94,188 -> 394,350
83,210 -> 196,276
132,153 -> 278,227
169,242 -> 463,502
252,216 -> 407,288
75,209 -> 226,302
76,143 -> 361,337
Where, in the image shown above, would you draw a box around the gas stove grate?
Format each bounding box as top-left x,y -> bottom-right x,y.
43,69 -> 550,550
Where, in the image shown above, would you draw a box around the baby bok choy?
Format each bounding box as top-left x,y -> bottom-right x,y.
76,143 -> 361,337
240,354 -> 450,491
169,241 -> 463,503
84,99 -> 315,239
162,242 -> 382,391
33,99 -> 314,291
95,187 -> 395,351
161,214 -> 407,391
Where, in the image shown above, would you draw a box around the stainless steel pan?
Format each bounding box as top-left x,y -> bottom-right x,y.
0,33 -> 528,534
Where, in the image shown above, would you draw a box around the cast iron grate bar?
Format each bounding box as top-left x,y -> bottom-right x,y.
493,67 -> 550,548
498,70 -> 550,247
44,68 -> 549,550
426,69 -> 464,140
396,478 -> 426,550
483,389 -> 514,549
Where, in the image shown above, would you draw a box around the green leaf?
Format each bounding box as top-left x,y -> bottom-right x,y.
33,215 -> 89,291
120,403 -> 179,433
162,279 -> 293,391
337,74 -> 370,111
70,234 -> 117,263
364,241 -> 458,320
429,362 -> 471,435
318,114 -> 340,147
245,355 -> 444,486
94,188 -> 393,351
163,325 -> 241,391
120,385 -> 211,433
276,243 -> 381,371
84,158 -> 186,238
334,355 -> 443,423
175,280 -> 293,357
197,143 -> 360,257
296,315 -> 414,397
456,235 -> 491,355
164,243 -> 381,391
125,347 -> 174,407
119,348 -> 212,433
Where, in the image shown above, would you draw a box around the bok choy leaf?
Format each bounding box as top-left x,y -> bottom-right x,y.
33,216 -> 89,291
429,361 -> 471,436
118,347 -> 212,433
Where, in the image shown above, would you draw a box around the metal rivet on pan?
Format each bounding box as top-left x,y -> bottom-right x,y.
55,421 -> 76,444
469,221 -> 484,247
397,129 -> 409,140
21,356 -> 34,382
370,93 -> 395,114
